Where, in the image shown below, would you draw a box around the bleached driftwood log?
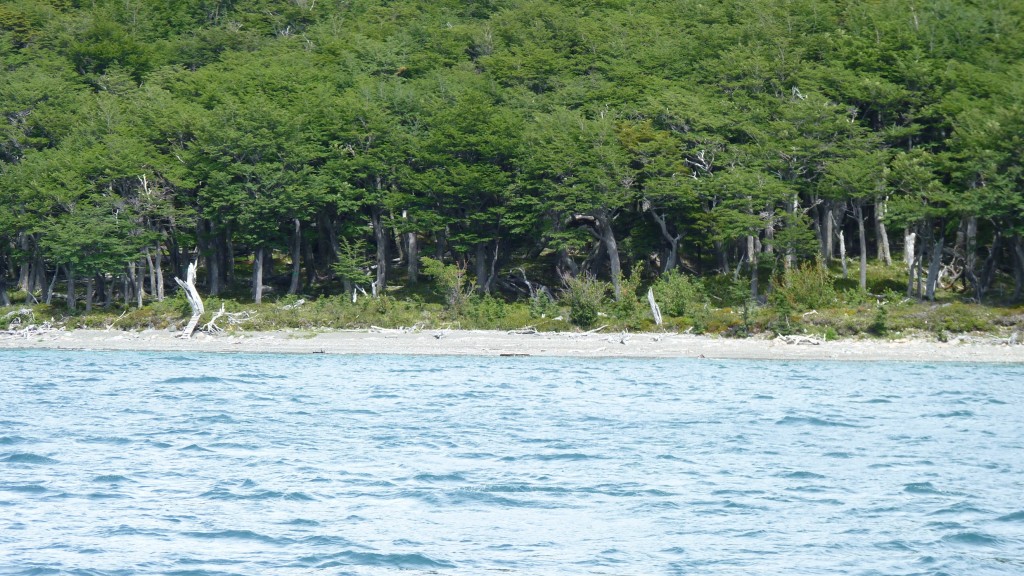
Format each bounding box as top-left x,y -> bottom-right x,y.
174,261 -> 204,339
647,287 -> 663,326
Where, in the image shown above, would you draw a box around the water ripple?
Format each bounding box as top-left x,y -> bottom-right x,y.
1,350 -> 1022,575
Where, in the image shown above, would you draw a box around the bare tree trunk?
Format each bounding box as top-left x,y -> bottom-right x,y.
145,248 -> 157,303
18,234 -> 30,293
925,234 -> 944,302
136,258 -> 145,309
748,235 -> 759,299
839,229 -> 848,279
370,206 -> 388,297
964,216 -> 981,301
289,218 -> 301,295
44,265 -> 57,305
905,228 -> 917,297
875,196 -> 892,266
154,244 -> 164,301
854,200 -> 867,291
252,247 -> 265,304
645,202 -> 682,272
175,261 -> 205,338
407,231 -> 419,285
981,231 -> 1002,296
597,212 -> 622,300
714,240 -> 729,274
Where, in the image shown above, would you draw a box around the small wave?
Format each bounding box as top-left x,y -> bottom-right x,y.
1,483 -> 47,493
780,471 -> 826,479
179,444 -> 213,453
413,472 -> 467,483
183,529 -> 282,544
0,436 -> 27,445
160,376 -> 225,385
9,567 -> 61,575
933,410 -> 975,418
195,414 -> 236,424
81,436 -> 132,445
875,539 -> 915,551
315,551 -> 455,570
525,452 -> 604,461
2,453 -> 58,465
942,531 -> 1003,547
775,416 -> 861,428
904,482 -> 940,494
928,502 -> 986,516
996,510 -> 1024,522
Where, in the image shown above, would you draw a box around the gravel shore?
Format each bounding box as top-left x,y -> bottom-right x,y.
2,327 -> 1023,363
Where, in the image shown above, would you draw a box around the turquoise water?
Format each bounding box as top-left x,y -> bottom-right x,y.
1,350 -> 1023,575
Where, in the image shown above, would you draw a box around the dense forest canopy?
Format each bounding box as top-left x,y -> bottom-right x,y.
2,0 -> 1023,313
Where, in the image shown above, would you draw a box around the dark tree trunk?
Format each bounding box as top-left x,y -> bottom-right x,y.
1012,236 -> 1024,301
981,231 -> 1002,296
406,231 -> 419,285
475,242 -> 488,294
289,218 -> 302,295
203,220 -> 221,296
854,200 -> 867,292
596,211 -> 622,300
136,257 -> 145,309
875,197 -> 892,266
370,206 -> 388,297
84,276 -> 93,312
66,264 -> 75,310
925,233 -> 944,302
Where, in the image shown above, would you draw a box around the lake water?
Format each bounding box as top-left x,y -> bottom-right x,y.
1,350 -> 1023,575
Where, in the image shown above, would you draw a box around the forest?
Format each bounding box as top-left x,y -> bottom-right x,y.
1,0 -> 1023,336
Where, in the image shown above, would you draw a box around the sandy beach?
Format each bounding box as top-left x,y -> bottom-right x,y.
2,326 -> 1023,363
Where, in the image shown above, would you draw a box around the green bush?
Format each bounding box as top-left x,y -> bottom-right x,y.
652,271 -> 707,318
421,257 -> 472,317
772,263 -> 837,311
561,274 -> 608,328
928,302 -> 993,333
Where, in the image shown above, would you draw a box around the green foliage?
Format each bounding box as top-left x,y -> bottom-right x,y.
421,257 -> 472,316
561,274 -> 608,328
3,0 -> 1024,333
331,238 -> 372,285
771,263 -> 838,312
652,271 -> 707,318
927,303 -> 993,334
868,304 -> 889,337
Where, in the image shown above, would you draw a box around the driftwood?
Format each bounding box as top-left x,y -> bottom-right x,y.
775,334 -> 822,345
647,287 -> 663,326
174,261 -> 204,339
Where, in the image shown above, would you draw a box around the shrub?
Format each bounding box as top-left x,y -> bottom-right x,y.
561,274 -> 608,328
652,271 -> 707,318
421,257 -> 472,317
772,263 -> 837,311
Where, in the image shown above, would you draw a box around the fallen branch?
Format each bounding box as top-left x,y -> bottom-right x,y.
174,261 -> 204,339
647,287 -> 663,326
775,334 -> 822,345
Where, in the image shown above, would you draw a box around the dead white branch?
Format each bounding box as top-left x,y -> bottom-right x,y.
647,287 -> 663,326
174,261 -> 204,339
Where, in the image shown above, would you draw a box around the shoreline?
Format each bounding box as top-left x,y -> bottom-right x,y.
2,327 -> 1023,363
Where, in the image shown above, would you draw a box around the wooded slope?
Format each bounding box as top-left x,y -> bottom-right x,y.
2,0 -> 1023,311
